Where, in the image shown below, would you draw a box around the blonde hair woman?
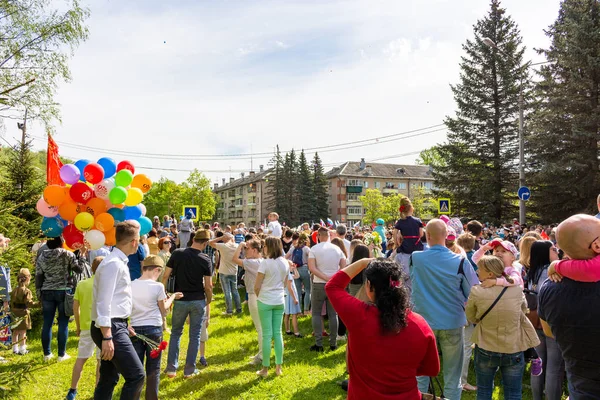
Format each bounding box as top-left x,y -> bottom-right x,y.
466,255 -> 540,399
517,236 -> 537,271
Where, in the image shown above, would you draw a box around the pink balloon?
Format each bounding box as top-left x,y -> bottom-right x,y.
36,197 -> 59,218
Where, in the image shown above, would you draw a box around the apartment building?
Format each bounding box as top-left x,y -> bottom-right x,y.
213,166 -> 273,227
325,159 -> 435,227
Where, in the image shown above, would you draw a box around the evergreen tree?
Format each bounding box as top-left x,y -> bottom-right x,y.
312,152 -> 329,221
297,150 -> 314,224
529,0 -> 600,222
268,145 -> 285,219
280,150 -> 298,225
434,0 -> 527,223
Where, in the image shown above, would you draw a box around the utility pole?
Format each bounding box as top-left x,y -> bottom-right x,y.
16,109 -> 28,192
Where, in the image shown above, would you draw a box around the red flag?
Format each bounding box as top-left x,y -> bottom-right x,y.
541,230 -> 549,240
47,134 -> 63,185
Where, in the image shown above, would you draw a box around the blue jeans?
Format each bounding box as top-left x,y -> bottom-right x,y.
220,274 -> 241,314
531,329 -> 565,400
131,325 -> 162,400
41,290 -> 70,357
294,265 -> 311,312
166,300 -> 205,375
475,346 -> 525,400
418,327 -> 464,400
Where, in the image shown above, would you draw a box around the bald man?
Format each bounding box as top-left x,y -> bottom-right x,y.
596,194 -> 600,219
538,214 -> 600,399
411,219 -> 477,400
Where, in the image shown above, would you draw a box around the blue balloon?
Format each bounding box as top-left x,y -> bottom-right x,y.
138,216 -> 152,236
107,207 -> 125,224
97,157 -> 117,179
123,205 -> 142,221
74,159 -> 91,182
41,217 -> 64,238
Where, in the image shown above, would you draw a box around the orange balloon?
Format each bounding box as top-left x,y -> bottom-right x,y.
43,185 -> 67,207
131,174 -> 152,193
58,199 -> 79,221
95,213 -> 115,232
85,197 -> 107,217
104,227 -> 116,246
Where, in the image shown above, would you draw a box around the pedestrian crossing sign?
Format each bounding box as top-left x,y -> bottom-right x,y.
183,205 -> 199,222
438,199 -> 451,215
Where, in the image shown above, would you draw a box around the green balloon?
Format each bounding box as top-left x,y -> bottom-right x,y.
109,186 -> 128,205
115,169 -> 133,187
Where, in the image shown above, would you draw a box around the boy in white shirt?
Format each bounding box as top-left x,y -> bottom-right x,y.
130,255 -> 182,400
267,212 -> 282,238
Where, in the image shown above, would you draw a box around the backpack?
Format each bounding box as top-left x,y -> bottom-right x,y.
292,247 -> 305,267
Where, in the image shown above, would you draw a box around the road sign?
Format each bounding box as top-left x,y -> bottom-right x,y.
438,198 -> 451,215
518,186 -> 531,201
183,205 -> 199,222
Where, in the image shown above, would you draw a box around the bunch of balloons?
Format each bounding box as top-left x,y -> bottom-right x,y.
37,157 -> 153,251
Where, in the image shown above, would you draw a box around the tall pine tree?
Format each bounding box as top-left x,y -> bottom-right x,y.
312,152 -> 329,222
268,145 -> 285,221
297,150 -> 314,224
282,149 -> 298,225
434,0 -> 527,223
529,0 -> 600,222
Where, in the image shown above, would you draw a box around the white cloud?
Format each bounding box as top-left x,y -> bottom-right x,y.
25,0 -> 560,184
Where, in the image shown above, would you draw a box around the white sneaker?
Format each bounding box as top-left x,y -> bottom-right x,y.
249,355 -> 263,365
43,353 -> 54,362
336,335 -> 347,342
57,354 -> 71,362
18,345 -> 28,355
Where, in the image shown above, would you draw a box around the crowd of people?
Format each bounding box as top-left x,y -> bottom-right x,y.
0,197 -> 599,400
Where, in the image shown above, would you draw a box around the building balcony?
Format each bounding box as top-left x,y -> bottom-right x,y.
235,204 -> 243,208
382,188 -> 398,194
247,202 -> 257,208
345,185 -> 363,194
346,199 -> 361,205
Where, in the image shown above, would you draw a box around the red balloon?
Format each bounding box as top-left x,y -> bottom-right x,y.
84,163 -> 105,184
70,182 -> 93,204
117,160 -> 135,175
63,224 -> 84,250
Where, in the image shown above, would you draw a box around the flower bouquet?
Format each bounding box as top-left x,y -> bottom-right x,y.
364,231 -> 383,257
134,333 -> 168,359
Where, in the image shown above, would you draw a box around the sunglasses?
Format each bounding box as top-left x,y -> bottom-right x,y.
163,241 -> 171,244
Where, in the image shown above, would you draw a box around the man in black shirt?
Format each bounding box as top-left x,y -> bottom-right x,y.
538,214 -> 600,399
162,230 -> 213,379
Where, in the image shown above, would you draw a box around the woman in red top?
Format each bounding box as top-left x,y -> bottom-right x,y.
326,258 -> 440,399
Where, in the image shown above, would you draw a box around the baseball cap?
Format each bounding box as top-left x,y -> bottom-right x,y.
446,227 -> 457,241
143,255 -> 165,268
489,238 -> 518,258
194,230 -> 211,240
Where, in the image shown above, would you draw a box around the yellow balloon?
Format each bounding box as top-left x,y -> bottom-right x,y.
74,212 -> 95,231
124,187 -> 143,206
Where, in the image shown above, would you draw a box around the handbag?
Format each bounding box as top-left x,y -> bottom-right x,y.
476,287 -> 508,323
166,261 -> 177,293
421,377 -> 444,400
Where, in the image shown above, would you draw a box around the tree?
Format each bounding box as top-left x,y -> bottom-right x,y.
0,0 -> 89,127
383,193 -> 405,224
181,170 -> 217,221
433,0 -> 527,223
143,177 -> 183,219
312,152 -> 329,221
411,186 -> 437,220
296,150 -> 314,224
528,0 -> 600,222
359,189 -> 386,224
280,149 -> 298,225
268,145 -> 285,217
416,145 -> 446,169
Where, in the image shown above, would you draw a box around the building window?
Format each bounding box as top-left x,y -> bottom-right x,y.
347,193 -> 359,201
347,179 -> 362,186
398,182 -> 407,189
385,182 -> 395,189
348,206 -> 362,215
364,181 -> 369,188
423,181 -> 433,189
374,181 -> 380,189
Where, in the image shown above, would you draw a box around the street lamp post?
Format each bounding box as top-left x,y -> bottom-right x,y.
483,37 -> 527,225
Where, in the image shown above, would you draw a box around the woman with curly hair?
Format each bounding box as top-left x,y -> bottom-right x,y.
325,258 -> 440,399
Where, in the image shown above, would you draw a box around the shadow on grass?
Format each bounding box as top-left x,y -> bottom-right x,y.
289,374 -> 347,400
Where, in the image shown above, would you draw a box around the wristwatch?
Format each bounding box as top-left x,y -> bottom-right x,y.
102,336 -> 113,341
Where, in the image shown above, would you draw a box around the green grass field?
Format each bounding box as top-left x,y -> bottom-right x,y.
2,288 -> 563,399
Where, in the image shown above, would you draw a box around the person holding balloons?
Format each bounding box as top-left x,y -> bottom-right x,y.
35,236 -> 91,362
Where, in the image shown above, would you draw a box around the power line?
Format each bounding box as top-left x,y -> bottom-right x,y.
31,126 -> 446,161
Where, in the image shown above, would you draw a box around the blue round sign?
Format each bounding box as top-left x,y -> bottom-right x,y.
518,186 -> 531,201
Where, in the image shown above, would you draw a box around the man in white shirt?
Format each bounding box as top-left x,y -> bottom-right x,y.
209,233 -> 241,315
335,224 -> 351,256
266,212 -> 282,238
91,221 -> 145,400
308,227 -> 346,352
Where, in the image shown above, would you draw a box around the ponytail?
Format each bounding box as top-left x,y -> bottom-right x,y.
399,197 -> 413,220
502,271 -> 514,284
364,259 -> 409,333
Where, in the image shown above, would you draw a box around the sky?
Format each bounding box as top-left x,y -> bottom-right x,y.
19,0 -> 561,184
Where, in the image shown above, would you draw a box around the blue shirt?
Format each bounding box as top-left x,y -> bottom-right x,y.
127,244 -> 147,281
410,245 -> 476,330
538,278 -> 600,398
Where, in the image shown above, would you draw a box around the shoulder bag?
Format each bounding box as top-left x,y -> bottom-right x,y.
476,287 -> 508,323
166,251 -> 177,293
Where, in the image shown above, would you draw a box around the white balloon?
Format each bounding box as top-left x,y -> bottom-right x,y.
139,204 -> 147,216
84,229 -> 105,250
94,179 -> 116,200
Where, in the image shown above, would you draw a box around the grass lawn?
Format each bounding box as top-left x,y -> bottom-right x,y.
3,288 -> 563,399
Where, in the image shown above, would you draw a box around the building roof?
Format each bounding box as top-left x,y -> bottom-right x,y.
214,169 -> 273,192
325,161 -> 433,180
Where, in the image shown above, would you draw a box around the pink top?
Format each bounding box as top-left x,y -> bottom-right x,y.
472,248 -> 523,288
555,255 -> 600,282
